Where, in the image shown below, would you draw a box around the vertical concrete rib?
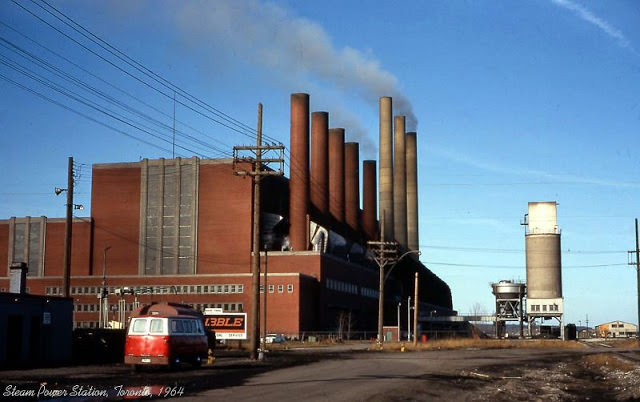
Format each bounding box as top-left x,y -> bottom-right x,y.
328,128 -> 345,223
393,115 -> 407,247
310,111 -> 329,214
362,160 -> 378,240
344,142 -> 360,233
379,96 -> 394,241
289,93 -> 310,251
406,131 -> 419,251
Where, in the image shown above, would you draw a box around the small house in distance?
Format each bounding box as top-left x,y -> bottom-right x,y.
595,321 -> 637,338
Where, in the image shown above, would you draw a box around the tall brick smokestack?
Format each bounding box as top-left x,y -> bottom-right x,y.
311,111 -> 329,214
328,128 -> 345,223
289,93 -> 310,251
379,96 -> 394,241
393,115 -> 407,247
362,160 -> 377,240
344,142 -> 360,233
406,131 -> 419,251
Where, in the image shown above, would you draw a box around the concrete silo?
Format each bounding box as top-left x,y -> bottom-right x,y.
523,201 -> 564,338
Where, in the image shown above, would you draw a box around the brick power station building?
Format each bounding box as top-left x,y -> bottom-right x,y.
0,94 -> 452,337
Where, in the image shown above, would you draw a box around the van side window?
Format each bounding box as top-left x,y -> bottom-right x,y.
131,318 -> 147,334
150,319 -> 164,334
172,320 -> 184,334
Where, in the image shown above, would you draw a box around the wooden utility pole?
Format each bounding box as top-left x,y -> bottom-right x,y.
367,216 -> 398,348
62,156 -> 73,298
233,104 -> 284,360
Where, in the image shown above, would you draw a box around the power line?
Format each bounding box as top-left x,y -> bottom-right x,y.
18,0 -> 281,144
0,20 -> 233,157
419,244 -> 626,255
425,261 -> 628,269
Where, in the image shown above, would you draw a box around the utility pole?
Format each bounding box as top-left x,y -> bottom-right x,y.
367,217 -> 398,348
62,156 -> 74,298
233,103 -> 284,360
632,218 -> 640,337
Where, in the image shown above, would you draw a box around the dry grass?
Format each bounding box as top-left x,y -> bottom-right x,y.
604,339 -> 640,348
582,353 -> 637,372
374,338 -> 588,352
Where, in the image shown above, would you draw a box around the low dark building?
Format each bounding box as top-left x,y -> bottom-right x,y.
0,292 -> 72,367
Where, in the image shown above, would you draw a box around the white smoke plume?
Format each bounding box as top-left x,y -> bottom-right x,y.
172,0 -> 417,133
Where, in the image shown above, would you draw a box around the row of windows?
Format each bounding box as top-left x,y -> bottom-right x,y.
326,278 -> 378,299
530,304 -> 559,312
361,287 -> 379,299
74,302 -> 244,313
326,278 -> 358,295
0,287 -> 29,293
259,284 -> 294,294
197,303 -> 243,312
611,323 -> 625,328
46,284 -> 245,296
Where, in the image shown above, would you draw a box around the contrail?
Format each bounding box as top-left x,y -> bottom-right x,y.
550,0 -> 635,52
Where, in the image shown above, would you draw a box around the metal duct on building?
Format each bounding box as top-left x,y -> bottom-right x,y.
344,142 -> 360,233
379,97 -> 394,241
311,111 -> 329,214
393,115 -> 407,247
406,131 -> 419,251
289,93 -> 310,251
328,128 -> 345,223
362,160 -> 378,240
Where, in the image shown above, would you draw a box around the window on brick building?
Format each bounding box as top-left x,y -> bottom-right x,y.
277,284 -> 284,293
140,158 -> 198,275
287,284 -> 293,293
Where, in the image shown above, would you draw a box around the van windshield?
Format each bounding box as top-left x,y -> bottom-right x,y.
131,318 -> 147,334
149,318 -> 164,334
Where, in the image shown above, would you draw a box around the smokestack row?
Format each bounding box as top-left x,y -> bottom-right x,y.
289,93 -> 379,251
289,93 -> 419,252
378,97 -> 420,250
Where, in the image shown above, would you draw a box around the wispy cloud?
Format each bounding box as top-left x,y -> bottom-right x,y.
430,146 -> 640,188
551,0 -> 635,53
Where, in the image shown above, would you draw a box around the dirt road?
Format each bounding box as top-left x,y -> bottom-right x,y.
2,342 -> 639,401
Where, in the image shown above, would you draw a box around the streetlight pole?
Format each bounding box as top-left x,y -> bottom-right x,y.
413,272 -> 419,347
100,246 -> 111,328
397,302 -> 401,341
407,296 -> 411,342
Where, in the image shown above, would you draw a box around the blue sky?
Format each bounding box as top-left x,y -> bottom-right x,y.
1,0 -> 639,328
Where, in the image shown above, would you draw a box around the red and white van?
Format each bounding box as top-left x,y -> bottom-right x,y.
124,302 -> 208,369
